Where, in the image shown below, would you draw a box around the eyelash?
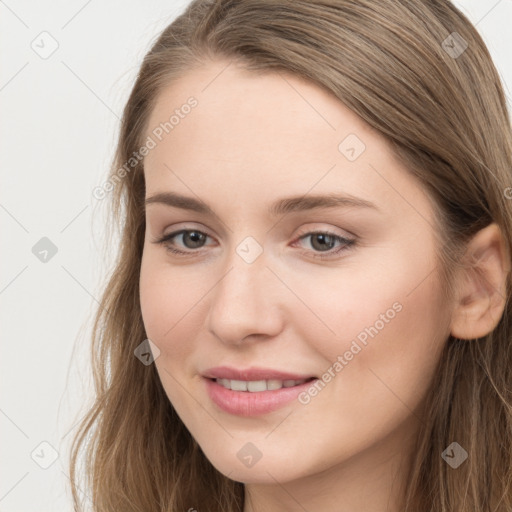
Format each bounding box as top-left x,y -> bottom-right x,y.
152,228 -> 356,260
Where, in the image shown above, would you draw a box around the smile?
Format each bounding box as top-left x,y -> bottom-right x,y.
204,377 -> 319,416
214,378 -> 313,392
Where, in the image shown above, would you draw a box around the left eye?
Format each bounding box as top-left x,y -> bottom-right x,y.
153,229 -> 355,260
295,231 -> 354,254
292,231 -> 355,259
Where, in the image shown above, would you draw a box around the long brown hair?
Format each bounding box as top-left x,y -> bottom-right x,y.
68,1 -> 512,510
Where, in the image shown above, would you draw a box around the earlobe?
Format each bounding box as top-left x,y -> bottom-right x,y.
450,223 -> 510,340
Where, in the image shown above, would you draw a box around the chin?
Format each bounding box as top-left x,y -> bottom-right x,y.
217,463 -> 295,485
200,445 -> 310,485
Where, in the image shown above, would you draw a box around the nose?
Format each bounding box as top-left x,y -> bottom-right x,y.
205,249 -> 284,346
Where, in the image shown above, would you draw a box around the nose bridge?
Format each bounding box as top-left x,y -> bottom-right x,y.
206,243 -> 283,344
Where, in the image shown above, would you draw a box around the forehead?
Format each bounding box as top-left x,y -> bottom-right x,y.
144,59 -> 380,158
142,59 -> 433,225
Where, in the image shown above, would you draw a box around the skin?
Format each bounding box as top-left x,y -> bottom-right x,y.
139,58 -> 509,511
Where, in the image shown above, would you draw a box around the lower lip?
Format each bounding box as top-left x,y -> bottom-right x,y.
204,377 -> 318,416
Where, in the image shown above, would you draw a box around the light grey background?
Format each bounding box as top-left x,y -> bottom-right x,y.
1,1 -> 511,510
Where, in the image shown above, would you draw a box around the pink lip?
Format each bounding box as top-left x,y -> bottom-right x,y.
202,366 -> 318,416
202,366 -> 316,381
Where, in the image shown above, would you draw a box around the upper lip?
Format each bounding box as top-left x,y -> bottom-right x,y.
202,366 -> 317,381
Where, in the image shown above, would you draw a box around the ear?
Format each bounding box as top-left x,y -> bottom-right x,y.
450,223 -> 510,340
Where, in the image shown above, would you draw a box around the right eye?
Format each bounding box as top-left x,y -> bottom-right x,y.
153,229 -> 214,256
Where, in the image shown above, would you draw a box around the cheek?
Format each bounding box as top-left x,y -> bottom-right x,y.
139,252 -> 208,414
291,248 -> 449,399
139,252 -> 201,360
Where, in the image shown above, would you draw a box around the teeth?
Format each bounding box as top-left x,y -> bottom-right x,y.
247,380 -> 267,392
215,378 -> 308,392
267,379 -> 283,390
231,379 -> 247,391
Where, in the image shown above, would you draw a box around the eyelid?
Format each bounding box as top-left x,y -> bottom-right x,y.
294,224 -> 354,239
156,222 -> 353,242
155,223 -> 214,242
152,224 -> 357,261
152,228 -> 216,248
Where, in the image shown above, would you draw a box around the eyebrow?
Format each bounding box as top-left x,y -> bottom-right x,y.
144,191 -> 380,216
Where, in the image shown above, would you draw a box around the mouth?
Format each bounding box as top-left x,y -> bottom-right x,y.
203,376 -> 319,416
207,376 -> 317,392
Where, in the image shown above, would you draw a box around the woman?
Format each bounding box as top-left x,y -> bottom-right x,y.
69,0 -> 512,510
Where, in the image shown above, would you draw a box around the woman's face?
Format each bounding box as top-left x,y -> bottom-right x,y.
139,59 -> 453,487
